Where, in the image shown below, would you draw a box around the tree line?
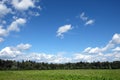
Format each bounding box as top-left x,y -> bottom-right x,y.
0,59 -> 120,70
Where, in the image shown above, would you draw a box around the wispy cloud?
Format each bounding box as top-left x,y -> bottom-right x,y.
56,24 -> 73,38
0,37 -> 4,43
80,12 -> 95,26
80,12 -> 88,21
0,18 -> 26,43
85,19 -> 95,26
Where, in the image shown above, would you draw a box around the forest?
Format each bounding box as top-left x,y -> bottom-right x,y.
0,59 -> 120,70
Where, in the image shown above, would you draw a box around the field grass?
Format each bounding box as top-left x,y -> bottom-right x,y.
0,69 -> 120,80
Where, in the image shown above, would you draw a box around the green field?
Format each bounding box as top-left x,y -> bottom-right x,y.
0,70 -> 120,80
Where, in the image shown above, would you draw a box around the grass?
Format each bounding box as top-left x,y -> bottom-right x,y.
0,69 -> 120,80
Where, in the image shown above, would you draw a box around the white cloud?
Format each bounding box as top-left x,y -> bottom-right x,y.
113,47 -> 120,52
80,12 -> 95,26
0,26 -> 8,36
111,33 -> 120,44
0,33 -> 120,63
102,33 -> 120,51
73,54 -> 92,62
83,33 -> 120,54
28,11 -> 40,16
84,47 -> 101,54
0,37 -> 4,43
12,0 -> 35,11
7,18 -> 26,32
0,43 -> 71,63
0,47 -> 21,58
20,53 -> 71,63
76,33 -> 120,62
102,43 -> 115,51
113,52 -> 120,61
85,19 -> 94,26
0,3 -> 11,17
56,24 -> 72,38
80,12 -> 88,21
12,16 -> 18,20
37,6 -> 42,10
83,47 -> 91,52
73,52 -> 120,62
0,42 -> 72,63
0,18 -> 26,43
0,0 -> 40,43
17,43 -> 31,51
0,43 -> 31,59
73,53 -> 103,62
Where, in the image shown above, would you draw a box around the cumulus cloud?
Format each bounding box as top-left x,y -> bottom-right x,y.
0,43 -> 31,59
77,33 -> 120,62
83,47 -> 91,53
17,43 -> 31,51
19,53 -> 71,63
80,12 -> 95,26
73,54 -> 92,62
7,18 -> 26,32
102,33 -> 120,51
0,3 -> 11,17
0,18 -> 26,42
0,47 -> 21,58
0,33 -> 120,63
111,33 -> 120,44
56,24 -> 72,38
73,52 -> 120,62
83,33 -> 120,54
83,47 -> 101,54
0,26 -> 8,36
12,0 -> 35,11
113,47 -> 120,52
0,0 -> 41,43
0,43 -> 71,63
0,18 -> 26,43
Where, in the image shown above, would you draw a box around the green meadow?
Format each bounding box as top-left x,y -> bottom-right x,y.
0,70 -> 120,80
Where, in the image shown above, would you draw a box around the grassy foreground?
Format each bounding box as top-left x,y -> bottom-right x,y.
0,70 -> 120,80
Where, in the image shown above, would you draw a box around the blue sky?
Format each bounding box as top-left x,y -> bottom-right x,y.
0,0 -> 120,63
